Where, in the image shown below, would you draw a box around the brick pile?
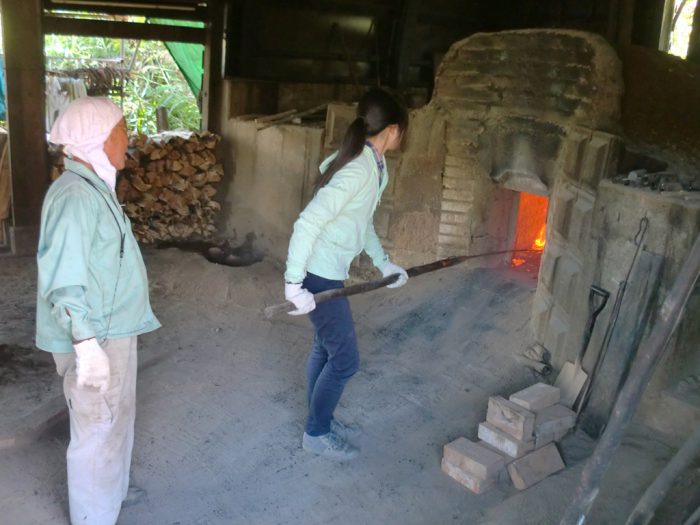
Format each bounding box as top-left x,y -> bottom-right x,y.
442,382 -> 573,493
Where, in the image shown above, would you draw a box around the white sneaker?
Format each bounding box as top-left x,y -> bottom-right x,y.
302,432 -> 359,461
330,419 -> 359,441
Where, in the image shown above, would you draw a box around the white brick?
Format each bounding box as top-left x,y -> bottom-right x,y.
438,233 -> 468,247
439,223 -> 468,236
441,458 -> 495,494
440,211 -> 468,225
443,437 -> 505,480
442,188 -> 471,202
535,404 -> 576,437
441,199 -> 471,213
510,383 -> 560,411
442,176 -> 472,190
507,443 -> 565,490
487,396 -> 535,441
478,440 -> 515,463
555,428 -> 570,441
535,432 -> 555,448
478,422 -> 535,458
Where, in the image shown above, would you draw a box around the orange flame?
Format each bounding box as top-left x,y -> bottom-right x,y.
511,258 -> 525,266
532,225 -> 546,250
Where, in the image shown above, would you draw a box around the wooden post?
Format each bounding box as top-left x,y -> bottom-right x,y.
390,0 -> 419,89
687,1 -> 700,64
201,0 -> 225,133
617,0 -> 636,47
657,0 -> 675,51
1,0 -> 48,255
560,234 -> 700,525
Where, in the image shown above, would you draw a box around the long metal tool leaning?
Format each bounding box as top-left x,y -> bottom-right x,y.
263,249 -> 538,319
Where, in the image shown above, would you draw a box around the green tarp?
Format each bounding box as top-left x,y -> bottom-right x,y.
0,55 -> 6,121
149,19 -> 204,98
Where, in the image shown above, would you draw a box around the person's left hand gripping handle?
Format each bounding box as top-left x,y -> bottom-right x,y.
73,339 -> 111,393
380,261 -> 409,289
284,282 -> 316,315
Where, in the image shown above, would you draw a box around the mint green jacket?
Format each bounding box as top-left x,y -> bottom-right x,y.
36,158 -> 160,353
285,145 -> 390,283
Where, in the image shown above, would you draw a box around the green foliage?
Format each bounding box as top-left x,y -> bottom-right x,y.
669,0 -> 698,58
44,35 -> 201,134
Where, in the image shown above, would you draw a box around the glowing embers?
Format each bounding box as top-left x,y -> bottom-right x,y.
511,193 -> 548,270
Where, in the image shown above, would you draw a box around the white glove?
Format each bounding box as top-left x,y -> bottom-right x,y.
73,338 -> 111,393
285,282 -> 316,316
381,261 -> 409,289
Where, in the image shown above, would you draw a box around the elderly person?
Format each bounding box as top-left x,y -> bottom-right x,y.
36,97 -> 160,525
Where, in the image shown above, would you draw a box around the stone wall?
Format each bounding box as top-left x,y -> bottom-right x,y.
384,29 -> 699,440
218,118 -> 323,260
586,183 -> 700,439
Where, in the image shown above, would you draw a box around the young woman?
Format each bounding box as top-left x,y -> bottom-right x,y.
284,88 -> 409,460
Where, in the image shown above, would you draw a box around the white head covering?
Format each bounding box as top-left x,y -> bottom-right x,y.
49,97 -> 124,191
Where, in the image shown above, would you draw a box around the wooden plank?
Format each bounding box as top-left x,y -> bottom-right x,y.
580,250 -> 665,438
0,134 -> 10,221
2,0 -> 48,253
688,2 -> 700,65
43,16 -> 207,43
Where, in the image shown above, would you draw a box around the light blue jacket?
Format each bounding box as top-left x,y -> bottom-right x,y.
36,158 -> 160,353
285,145 -> 390,283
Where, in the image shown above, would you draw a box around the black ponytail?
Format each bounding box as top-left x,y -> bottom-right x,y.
315,88 -> 408,192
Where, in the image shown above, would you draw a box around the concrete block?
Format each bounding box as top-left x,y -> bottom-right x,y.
443,437 -> 505,480
441,457 -> 495,494
442,188 -> 472,202
534,427 -> 569,448
487,396 -> 535,441
535,404 -> 576,437
507,443 -> 565,490
534,432 -> 555,448
440,211 -> 468,225
439,223 -> 469,236
441,199 -> 471,213
478,422 -> 535,458
478,440 -> 515,463
437,233 -> 468,248
510,383 -> 560,411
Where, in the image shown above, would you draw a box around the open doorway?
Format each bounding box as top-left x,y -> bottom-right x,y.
659,0 -> 698,58
510,192 -> 548,272
44,32 -> 202,134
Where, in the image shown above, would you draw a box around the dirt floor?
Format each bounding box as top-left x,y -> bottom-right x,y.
0,248 -> 696,524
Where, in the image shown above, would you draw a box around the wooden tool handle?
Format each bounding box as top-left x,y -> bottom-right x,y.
263,274 -> 400,318
263,248 -> 538,319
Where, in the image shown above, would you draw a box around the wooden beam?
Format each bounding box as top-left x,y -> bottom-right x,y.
201,0 -> 225,133
43,15 -> 207,43
44,1 -> 208,21
256,0 -> 394,18
1,0 -> 48,254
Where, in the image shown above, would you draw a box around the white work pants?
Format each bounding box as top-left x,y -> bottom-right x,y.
53,336 -> 138,525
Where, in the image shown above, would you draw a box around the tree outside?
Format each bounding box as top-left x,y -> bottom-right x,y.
44,33 -> 201,134
668,0 -> 698,58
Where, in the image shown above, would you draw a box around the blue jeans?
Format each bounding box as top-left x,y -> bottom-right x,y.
303,273 -> 359,436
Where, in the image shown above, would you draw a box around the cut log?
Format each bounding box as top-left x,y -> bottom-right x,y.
49,131 -> 223,243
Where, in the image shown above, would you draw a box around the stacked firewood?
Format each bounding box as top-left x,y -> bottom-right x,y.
49,131 -> 224,243
118,131 -> 223,243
